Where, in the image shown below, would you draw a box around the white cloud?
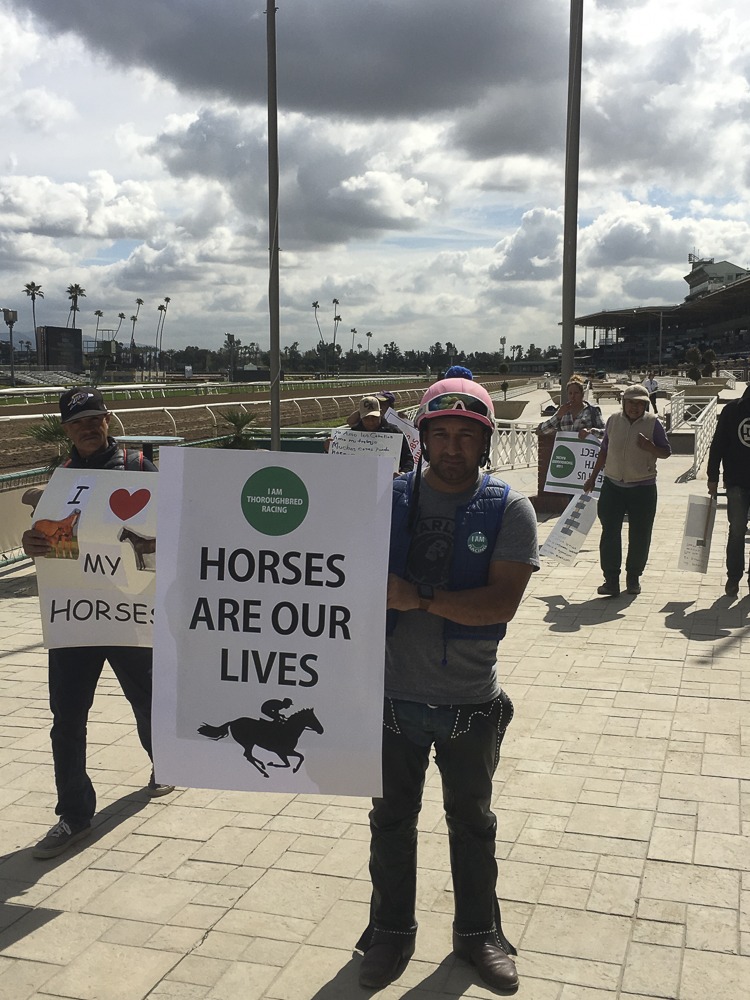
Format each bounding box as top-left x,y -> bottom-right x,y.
1,0 -> 750,357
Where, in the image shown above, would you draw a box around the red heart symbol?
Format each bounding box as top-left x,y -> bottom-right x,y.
109,488 -> 151,521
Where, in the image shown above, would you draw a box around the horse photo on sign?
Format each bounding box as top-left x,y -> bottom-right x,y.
118,526 -> 157,572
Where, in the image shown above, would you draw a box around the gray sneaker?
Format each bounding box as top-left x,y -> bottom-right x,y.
32,819 -> 91,859
148,769 -> 175,798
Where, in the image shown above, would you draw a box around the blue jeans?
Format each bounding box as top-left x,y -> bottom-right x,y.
48,646 -> 154,829
357,693 -> 515,956
725,486 -> 750,583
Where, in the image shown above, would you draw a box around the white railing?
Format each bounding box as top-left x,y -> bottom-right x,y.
719,370 -> 737,389
492,423 -> 538,470
691,396 -> 718,479
670,390 -> 686,428
667,391 -> 718,480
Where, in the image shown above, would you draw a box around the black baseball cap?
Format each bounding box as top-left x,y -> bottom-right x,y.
59,387 -> 110,424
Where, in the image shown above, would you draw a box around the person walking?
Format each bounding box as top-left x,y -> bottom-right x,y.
356,377 -> 539,992
21,387 -> 174,860
537,374 -> 605,439
643,372 -> 659,413
584,384 -> 671,596
706,382 -> 750,597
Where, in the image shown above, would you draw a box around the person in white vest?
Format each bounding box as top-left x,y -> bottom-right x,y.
583,384 -> 671,596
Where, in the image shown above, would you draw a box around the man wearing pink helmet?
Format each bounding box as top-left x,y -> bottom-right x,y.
356,377 -> 539,993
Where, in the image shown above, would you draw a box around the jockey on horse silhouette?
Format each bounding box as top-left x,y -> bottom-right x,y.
261,697 -> 293,723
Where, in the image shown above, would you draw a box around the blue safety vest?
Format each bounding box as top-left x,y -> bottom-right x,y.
387,471 -> 510,643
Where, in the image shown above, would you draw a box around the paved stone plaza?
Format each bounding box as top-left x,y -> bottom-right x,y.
1,391 -> 749,999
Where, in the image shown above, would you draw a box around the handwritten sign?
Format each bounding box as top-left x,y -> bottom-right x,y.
540,491 -> 598,564
545,432 -> 604,496
31,468 -> 157,648
328,427 -> 402,473
152,448 -> 393,796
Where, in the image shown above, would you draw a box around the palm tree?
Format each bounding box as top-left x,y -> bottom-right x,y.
312,301 -> 323,346
93,310 -> 103,343
66,284 -> 86,328
157,296 -> 170,358
114,312 -> 126,339
366,331 -> 373,352
23,281 -> 43,337
130,298 -> 144,351
155,305 -> 165,377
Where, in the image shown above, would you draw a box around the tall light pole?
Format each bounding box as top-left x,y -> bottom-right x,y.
266,2 -> 281,449
2,309 -> 17,387
561,0 -> 584,386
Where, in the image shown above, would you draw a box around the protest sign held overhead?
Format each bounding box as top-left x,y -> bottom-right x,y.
153,448 -> 393,796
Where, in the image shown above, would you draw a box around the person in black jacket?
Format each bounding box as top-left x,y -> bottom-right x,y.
707,384 -> 750,597
21,388 -> 174,860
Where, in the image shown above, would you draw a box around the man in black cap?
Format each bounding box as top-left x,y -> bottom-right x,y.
21,387 -> 174,860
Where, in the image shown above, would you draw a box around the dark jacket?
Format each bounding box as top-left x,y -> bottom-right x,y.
65,438 -> 157,472
707,386 -> 750,489
352,418 -> 414,473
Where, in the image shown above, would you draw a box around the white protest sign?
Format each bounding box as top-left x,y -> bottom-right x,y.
545,432 -> 604,496
384,407 -> 421,465
153,449 -> 393,796
329,427 -> 402,473
32,468 -> 157,648
540,490 -> 599,564
677,495 -> 717,573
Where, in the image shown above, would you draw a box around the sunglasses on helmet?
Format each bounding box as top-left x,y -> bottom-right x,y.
425,393 -> 493,419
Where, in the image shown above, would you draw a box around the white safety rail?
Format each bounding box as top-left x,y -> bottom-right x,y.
670,390 -> 686,429
491,422 -> 538,470
719,370 -> 737,389
691,395 -> 718,479
668,391 -> 718,480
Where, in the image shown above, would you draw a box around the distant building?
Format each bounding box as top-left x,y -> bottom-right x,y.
574,255 -> 750,369
683,256 -> 750,301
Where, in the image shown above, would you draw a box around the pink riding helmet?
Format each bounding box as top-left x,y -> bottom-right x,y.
415,378 -> 495,432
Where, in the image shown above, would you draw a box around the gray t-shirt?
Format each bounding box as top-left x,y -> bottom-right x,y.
385,474 -> 539,705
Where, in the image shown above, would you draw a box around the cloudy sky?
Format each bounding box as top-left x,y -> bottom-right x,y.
2,0 -> 750,358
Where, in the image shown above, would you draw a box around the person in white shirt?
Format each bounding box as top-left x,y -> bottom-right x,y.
642,372 -> 659,413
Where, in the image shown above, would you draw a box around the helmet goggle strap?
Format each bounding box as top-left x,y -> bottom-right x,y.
425,392 -> 492,419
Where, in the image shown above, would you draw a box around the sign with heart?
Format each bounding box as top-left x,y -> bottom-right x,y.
109,488 -> 152,520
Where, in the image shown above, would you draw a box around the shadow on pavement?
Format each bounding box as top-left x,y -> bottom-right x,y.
660,594 -> 750,641
309,953 -> 483,999
0,789 -> 152,949
537,592 -> 638,632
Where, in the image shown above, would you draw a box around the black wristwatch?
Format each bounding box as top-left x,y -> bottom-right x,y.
417,583 -> 434,611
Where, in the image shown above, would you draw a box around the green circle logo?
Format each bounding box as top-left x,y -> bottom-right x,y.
550,445 -> 576,479
467,531 -> 488,554
241,467 -> 309,535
